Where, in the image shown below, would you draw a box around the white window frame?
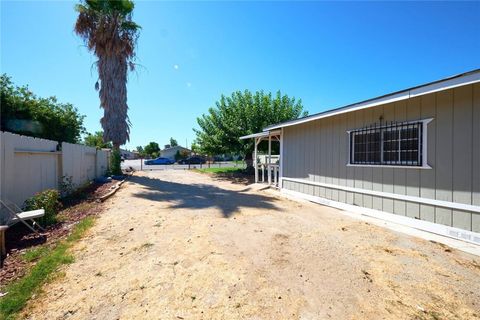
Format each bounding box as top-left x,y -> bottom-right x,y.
347,118 -> 433,169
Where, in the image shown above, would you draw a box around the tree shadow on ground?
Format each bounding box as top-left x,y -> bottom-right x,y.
130,175 -> 281,218
207,172 -> 254,186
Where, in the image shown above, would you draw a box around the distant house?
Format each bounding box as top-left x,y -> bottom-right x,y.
160,145 -> 191,161
120,149 -> 138,160
241,69 -> 480,245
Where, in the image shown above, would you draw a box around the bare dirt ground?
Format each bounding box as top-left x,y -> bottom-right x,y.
23,170 -> 480,320
1,180 -> 116,287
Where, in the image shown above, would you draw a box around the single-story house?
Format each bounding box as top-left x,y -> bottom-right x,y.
120,149 -> 139,160
241,69 -> 480,245
160,146 -> 191,161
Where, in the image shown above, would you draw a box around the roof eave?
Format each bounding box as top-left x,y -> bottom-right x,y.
264,68 -> 480,131
239,129 -> 281,140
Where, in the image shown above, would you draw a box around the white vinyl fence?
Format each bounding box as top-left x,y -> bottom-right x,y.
0,131 -> 110,207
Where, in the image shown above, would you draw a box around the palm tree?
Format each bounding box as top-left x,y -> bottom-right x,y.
74,0 -> 140,174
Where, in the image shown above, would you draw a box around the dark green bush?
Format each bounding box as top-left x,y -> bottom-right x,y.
23,189 -> 61,226
111,148 -> 122,175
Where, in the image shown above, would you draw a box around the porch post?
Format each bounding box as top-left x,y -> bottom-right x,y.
279,129 -> 283,189
254,137 -> 258,183
268,134 -> 272,185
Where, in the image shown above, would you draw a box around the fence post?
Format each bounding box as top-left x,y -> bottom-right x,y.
94,148 -> 98,179
58,142 -> 64,190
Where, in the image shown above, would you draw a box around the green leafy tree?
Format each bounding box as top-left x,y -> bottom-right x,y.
194,90 -> 307,166
136,145 -> 145,157
190,140 -> 199,154
174,150 -> 182,161
75,0 -> 141,175
174,149 -> 189,161
84,131 -> 112,149
0,74 -> 86,143
143,142 -> 160,158
169,137 -> 178,147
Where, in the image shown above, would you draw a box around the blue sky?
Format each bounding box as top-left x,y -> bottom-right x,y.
2,1 -> 479,150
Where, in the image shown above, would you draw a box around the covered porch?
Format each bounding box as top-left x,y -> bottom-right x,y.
240,130 -> 282,188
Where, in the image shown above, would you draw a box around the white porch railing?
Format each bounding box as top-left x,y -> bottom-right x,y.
258,163 -> 280,188
239,129 -> 282,188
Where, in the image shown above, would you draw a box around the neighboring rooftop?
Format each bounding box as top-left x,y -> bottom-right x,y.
162,145 -> 191,152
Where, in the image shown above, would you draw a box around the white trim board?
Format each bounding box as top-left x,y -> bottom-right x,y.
265,70 -> 480,131
280,188 -> 480,254
282,177 -> 480,214
346,164 -> 432,169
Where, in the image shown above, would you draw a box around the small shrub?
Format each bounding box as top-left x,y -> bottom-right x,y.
58,175 -> 74,197
62,181 -> 92,204
23,189 -> 61,226
111,148 -> 122,175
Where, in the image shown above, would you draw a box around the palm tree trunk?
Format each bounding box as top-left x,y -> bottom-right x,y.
98,55 -> 130,147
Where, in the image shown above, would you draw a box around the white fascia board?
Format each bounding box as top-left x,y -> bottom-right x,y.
265,70 -> 480,131
240,130 -> 282,140
266,92 -> 407,131
409,72 -> 480,97
240,132 -> 269,140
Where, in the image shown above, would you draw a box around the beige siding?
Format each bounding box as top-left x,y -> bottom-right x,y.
282,83 -> 480,232
435,90 -> 454,226
337,114 -> 348,203
371,106 -> 384,211
346,112 -> 355,205
382,103 -> 395,214
406,97 -> 421,219
452,86 -> 473,230
473,84 -> 480,232
420,93 -> 436,223
393,100 -> 407,216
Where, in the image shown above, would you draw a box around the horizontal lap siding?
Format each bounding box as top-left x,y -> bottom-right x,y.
282,83 -> 480,232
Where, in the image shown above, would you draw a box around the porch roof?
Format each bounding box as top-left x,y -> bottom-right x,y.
239,129 -> 281,140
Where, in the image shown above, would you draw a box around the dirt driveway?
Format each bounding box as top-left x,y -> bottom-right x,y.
25,170 -> 480,319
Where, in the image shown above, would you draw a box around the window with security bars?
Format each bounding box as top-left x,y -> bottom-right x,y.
349,121 -> 423,166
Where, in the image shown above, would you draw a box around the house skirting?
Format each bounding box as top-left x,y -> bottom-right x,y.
281,178 -> 480,246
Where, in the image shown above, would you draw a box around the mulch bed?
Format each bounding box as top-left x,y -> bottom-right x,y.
0,179 -> 119,288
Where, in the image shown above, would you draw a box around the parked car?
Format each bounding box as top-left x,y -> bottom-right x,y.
178,156 -> 206,165
144,157 -> 174,165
